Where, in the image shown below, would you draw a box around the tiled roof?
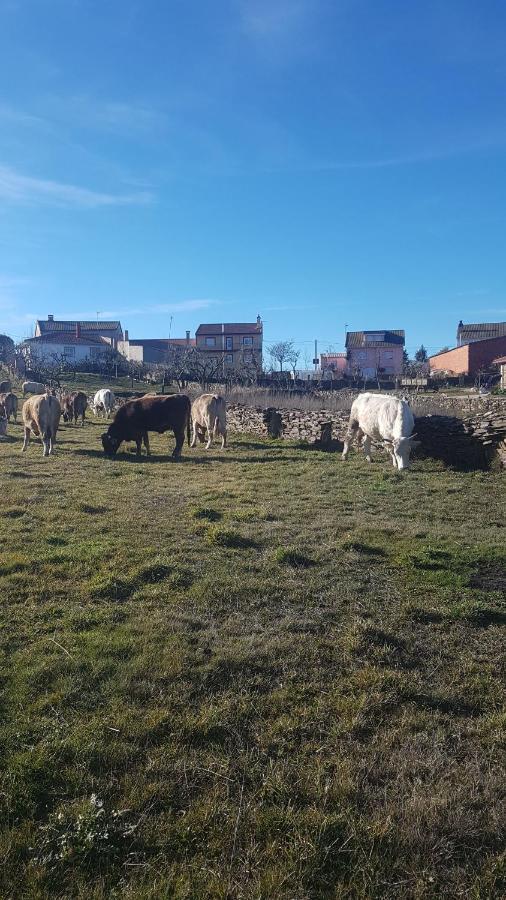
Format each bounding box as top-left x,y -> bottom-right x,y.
457,321 -> 506,342
346,330 -> 405,348
196,322 -> 262,335
24,333 -> 109,346
37,319 -> 122,334
493,356 -> 506,364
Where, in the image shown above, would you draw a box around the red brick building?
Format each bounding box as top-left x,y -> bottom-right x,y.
429,334 -> 506,377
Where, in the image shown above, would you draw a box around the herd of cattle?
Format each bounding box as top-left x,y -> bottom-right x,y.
0,378 -> 419,469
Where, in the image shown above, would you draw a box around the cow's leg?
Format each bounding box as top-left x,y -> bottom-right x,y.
172,426 -> 184,458
205,417 -> 213,449
143,432 -> 150,456
190,420 -> 197,448
135,435 -> 143,456
221,428 -> 227,449
22,427 -> 30,452
342,420 -> 359,460
362,435 -> 373,462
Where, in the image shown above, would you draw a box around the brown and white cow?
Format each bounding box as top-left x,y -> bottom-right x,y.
62,391 -> 88,426
190,394 -> 227,450
22,392 -> 61,456
101,393 -> 191,458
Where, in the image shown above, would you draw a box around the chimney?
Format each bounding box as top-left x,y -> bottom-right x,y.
76,322 -> 81,338
257,314 -> 262,327
186,330 -> 190,345
124,329 -> 129,341
48,314 -> 54,322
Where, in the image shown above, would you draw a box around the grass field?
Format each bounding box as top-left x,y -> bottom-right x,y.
0,402 -> 505,898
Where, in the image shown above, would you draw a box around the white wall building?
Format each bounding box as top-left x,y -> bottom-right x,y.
22,330 -> 112,365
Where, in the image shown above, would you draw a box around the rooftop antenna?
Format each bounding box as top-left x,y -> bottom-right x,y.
96,311 -> 102,321
168,315 -> 173,340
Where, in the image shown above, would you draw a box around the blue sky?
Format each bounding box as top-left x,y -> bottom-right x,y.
1,0 -> 506,359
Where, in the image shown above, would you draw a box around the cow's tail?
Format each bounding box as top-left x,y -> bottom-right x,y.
187,398 -> 191,446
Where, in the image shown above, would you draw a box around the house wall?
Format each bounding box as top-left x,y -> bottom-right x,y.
429,344 -> 470,375
430,337 -> 506,376
347,346 -> 403,376
468,336 -> 506,375
26,341 -> 106,363
196,332 -> 263,372
117,341 -> 144,363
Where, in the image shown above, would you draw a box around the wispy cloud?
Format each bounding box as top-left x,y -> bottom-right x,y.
236,0 -> 324,62
42,94 -> 168,139
0,164 -> 154,208
238,0 -> 312,39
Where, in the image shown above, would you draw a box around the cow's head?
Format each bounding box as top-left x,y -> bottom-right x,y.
386,434 -> 420,470
101,431 -> 121,456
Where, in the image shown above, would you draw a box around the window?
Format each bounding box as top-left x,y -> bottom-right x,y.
89,346 -> 103,359
366,332 -> 385,342
205,336 -> 216,347
242,336 -> 253,346
225,354 -> 233,365
383,351 -> 394,360
358,351 -> 367,360
243,351 -> 253,362
225,336 -> 233,350
63,346 -> 75,357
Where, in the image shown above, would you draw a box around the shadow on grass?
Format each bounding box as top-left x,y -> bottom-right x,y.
294,439 -> 344,453
405,692 -> 479,717
73,448 -> 296,465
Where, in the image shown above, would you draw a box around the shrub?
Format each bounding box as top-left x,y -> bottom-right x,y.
273,546 -> 314,567
206,527 -> 254,549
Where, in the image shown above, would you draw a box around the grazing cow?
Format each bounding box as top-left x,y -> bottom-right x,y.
23,380 -> 46,395
101,394 -> 191,458
342,393 -> 419,470
0,380 -> 11,393
62,391 -> 88,426
22,392 -> 61,456
0,392 -> 18,421
92,388 -> 115,418
0,415 -> 7,437
190,393 -> 227,449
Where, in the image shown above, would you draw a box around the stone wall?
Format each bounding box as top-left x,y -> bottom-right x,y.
226,404 -> 349,443
226,400 -> 506,469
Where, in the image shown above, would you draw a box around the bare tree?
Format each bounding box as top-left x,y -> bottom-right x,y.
269,340 -> 296,372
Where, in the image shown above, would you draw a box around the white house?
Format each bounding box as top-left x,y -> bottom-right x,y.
21,325 -> 112,365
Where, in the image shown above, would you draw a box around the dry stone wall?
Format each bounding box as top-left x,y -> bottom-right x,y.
226,400 -> 506,469
226,404 -> 349,443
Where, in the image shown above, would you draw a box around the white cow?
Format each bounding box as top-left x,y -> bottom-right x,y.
191,393 -> 227,449
342,393 -> 419,470
23,380 -> 46,395
92,388 -> 115,419
22,392 -> 61,456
